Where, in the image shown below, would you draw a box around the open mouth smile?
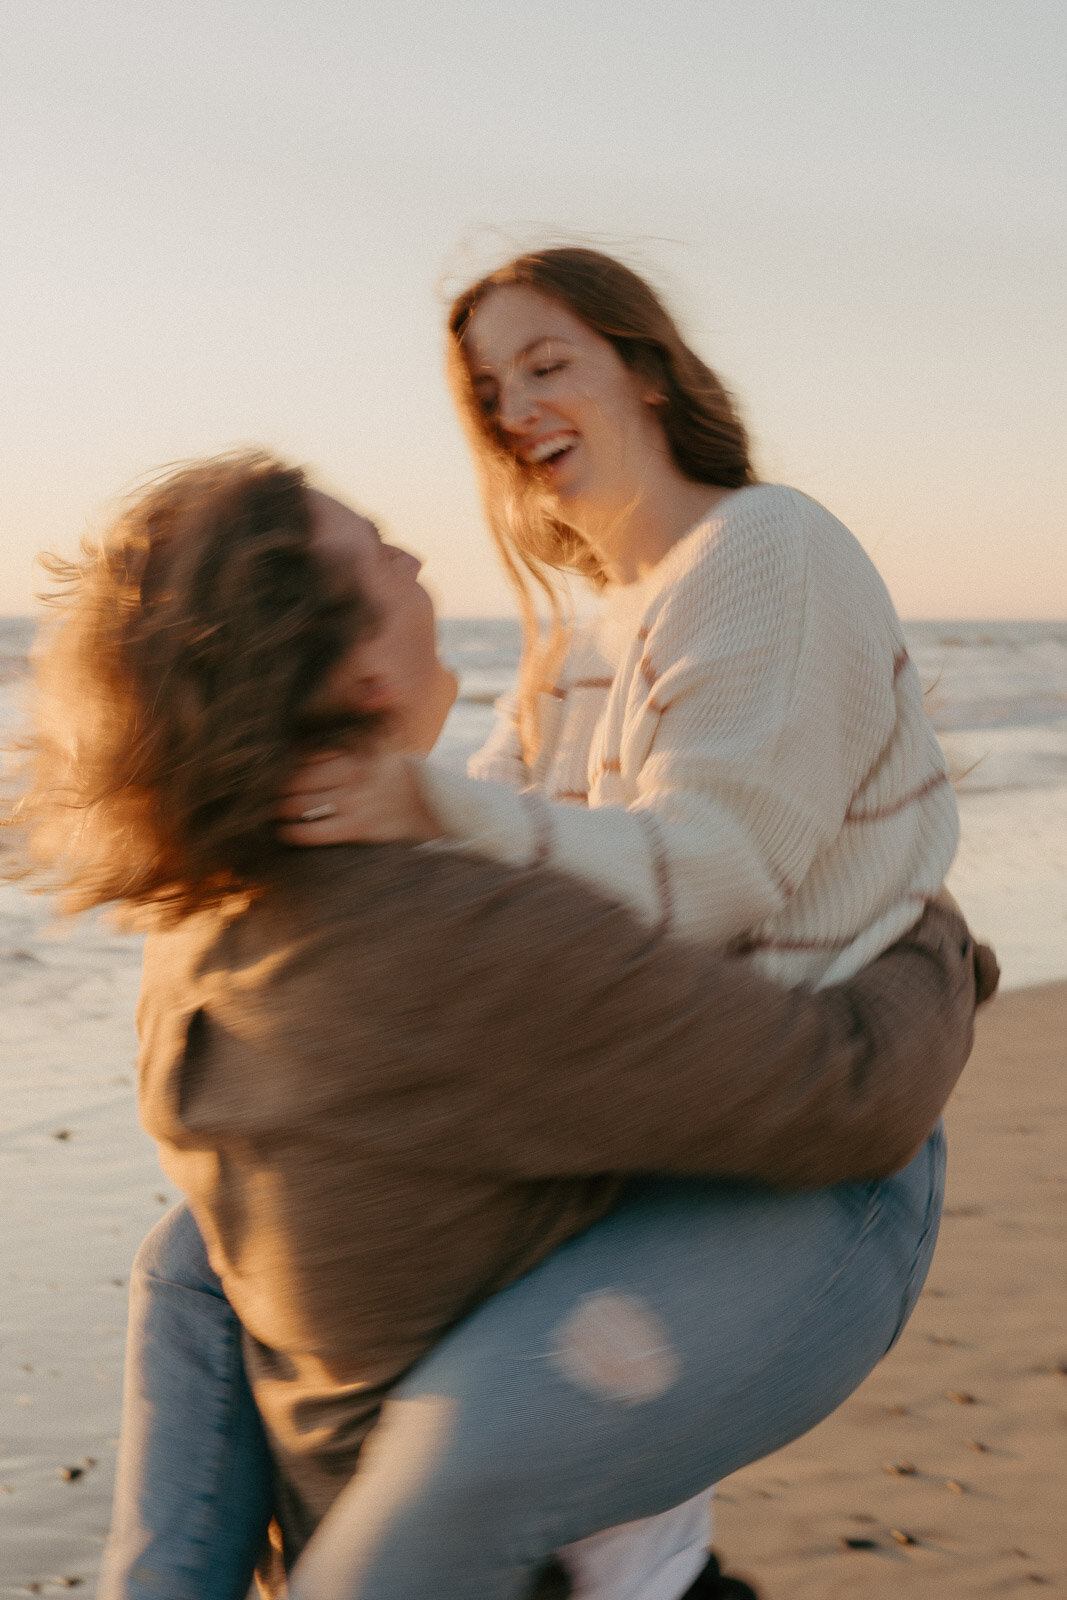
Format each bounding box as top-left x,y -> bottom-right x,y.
522,432 -> 578,470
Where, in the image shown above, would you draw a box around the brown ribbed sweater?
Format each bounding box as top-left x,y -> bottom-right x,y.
136,844 -> 994,1559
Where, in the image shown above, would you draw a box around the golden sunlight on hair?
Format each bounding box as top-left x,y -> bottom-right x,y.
4,452 -> 377,922
447,247 -> 755,762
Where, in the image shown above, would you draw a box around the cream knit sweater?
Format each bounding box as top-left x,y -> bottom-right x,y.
422,484 -> 959,987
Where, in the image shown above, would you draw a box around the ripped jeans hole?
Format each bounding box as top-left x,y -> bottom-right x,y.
548,1292 -> 681,1404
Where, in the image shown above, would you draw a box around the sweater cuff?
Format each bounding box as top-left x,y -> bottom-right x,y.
415,762 -> 543,868
414,760 -> 665,927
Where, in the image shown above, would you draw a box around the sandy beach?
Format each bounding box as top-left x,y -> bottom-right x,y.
1,0 -> 1064,1580
0,882 -> 1063,1596
2,611 -> 1065,1600
0,885 -> 160,1596
717,979 -> 1067,1597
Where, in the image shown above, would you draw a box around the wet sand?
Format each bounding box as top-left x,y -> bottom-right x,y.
717,981 -> 1067,1597
1,878 -> 1063,1596
0,887 -> 158,1597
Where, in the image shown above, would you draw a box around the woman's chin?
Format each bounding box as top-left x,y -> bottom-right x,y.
438,666 -> 461,732
405,665 -> 459,756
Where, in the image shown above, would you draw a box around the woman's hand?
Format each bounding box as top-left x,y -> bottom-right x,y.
276,751 -> 443,846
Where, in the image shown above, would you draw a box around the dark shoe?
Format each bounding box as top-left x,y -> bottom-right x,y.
527,1556 -> 572,1599
526,1548 -> 760,1600
679,1551 -> 762,1599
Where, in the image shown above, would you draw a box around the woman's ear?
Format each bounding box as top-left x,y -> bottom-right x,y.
627,350 -> 667,410
635,366 -> 667,408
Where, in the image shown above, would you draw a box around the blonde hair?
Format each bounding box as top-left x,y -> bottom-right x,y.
7,452 -> 380,922
447,247 -> 756,759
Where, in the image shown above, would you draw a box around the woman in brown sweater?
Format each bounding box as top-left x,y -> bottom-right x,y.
14,454 -> 995,1600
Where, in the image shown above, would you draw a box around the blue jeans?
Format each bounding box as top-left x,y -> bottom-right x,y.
100,1130 -> 945,1600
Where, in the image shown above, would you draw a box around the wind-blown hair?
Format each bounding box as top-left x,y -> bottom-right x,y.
8,452 -> 379,922
447,247 -> 756,758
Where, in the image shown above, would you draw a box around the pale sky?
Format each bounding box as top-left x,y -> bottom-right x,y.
2,0 -> 1064,619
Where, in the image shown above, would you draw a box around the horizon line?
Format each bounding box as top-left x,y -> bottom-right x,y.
2,611 -> 1067,626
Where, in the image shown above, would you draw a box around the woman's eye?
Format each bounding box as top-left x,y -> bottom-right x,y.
533,362 -> 565,378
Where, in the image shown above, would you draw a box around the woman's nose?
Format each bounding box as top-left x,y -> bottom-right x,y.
495,380 -> 537,436
382,542 -> 423,581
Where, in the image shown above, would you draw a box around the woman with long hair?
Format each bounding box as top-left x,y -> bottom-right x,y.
289,248 -> 956,980
21,251 -> 983,1600
263,248 -> 961,1596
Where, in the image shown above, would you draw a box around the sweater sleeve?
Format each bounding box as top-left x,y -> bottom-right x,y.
463,898 -> 993,1186
419,492 -> 894,942
465,691 -> 530,790
295,857 -> 992,1188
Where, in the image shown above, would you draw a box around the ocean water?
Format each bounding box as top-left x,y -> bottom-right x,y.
435,617 -> 1067,790
3,615 -> 1065,987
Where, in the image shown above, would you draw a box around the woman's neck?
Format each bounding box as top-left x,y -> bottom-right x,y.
577,476 -> 736,587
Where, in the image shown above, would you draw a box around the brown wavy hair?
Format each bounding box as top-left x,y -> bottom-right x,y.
7,452 -> 381,922
447,247 -> 757,758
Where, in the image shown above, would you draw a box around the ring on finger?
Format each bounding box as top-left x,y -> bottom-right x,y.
299,803 -> 337,823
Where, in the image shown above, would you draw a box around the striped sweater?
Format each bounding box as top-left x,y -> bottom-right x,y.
422,484 -> 959,987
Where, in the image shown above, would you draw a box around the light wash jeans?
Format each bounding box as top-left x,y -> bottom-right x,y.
100,1129 -> 945,1600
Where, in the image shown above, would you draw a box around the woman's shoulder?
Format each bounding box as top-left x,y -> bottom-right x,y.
641,485 -> 815,629
247,844 -> 649,1009
652,484 -> 889,615
161,847 -> 562,1011
633,484 -> 905,679
699,483 -> 856,560
721,484 -> 889,574
267,842 -> 504,925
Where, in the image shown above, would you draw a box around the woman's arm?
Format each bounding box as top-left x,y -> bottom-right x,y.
418,491 -> 942,940
464,690 -> 530,789
286,491 -> 953,946
400,884 -> 996,1188
266,850 -> 996,1190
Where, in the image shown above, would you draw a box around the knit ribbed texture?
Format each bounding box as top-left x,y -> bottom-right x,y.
430,484 -> 959,987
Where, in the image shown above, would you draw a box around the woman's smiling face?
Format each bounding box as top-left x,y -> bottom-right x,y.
463,284 -> 669,526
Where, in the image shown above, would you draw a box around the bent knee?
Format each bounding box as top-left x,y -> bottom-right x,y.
550,1292 -> 681,1405
132,1201 -> 222,1296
